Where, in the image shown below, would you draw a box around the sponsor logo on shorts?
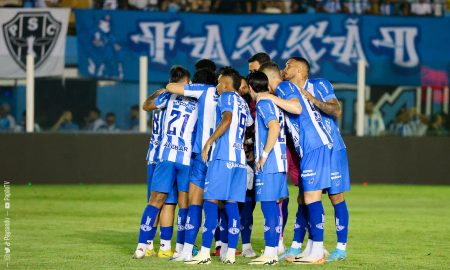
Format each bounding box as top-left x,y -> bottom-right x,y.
301,170 -> 317,178
226,161 -> 246,169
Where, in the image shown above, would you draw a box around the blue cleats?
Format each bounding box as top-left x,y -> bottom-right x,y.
280,247 -> 302,262
326,249 -> 346,262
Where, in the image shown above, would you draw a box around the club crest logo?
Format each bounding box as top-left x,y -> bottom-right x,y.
3,12 -> 61,70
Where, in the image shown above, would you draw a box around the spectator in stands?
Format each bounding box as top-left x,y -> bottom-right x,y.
14,111 -> 41,132
105,112 -> 120,132
324,0 -> 342,13
188,0 -> 211,12
427,113 -> 448,136
364,100 -> 385,136
433,0 -> 444,16
34,0 -> 61,7
0,0 -> 24,7
408,107 -> 428,136
411,0 -> 432,15
261,0 -> 285,13
213,0 -> 241,13
389,108 -> 428,136
129,104 -> 140,131
291,0 -> 316,13
128,0 -> 162,10
51,111 -> 79,132
344,0 -> 371,14
85,108 -> 107,132
380,0 -> 396,15
95,0 -> 127,9
0,103 -> 16,132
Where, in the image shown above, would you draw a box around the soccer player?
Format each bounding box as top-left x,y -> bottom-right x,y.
246,71 -> 288,265
134,65 -> 198,259
187,68 -> 253,265
133,67 -> 189,259
286,57 -> 350,262
163,68 -> 218,261
259,61 -> 333,264
248,52 -> 271,73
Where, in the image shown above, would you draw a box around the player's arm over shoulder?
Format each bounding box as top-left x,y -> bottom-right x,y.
143,89 -> 169,112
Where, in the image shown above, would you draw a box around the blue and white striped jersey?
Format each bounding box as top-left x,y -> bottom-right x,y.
156,92 -> 198,165
305,78 -> 346,151
254,99 -> 287,174
146,109 -> 166,163
210,91 -> 253,165
275,81 -> 332,157
183,84 -> 219,154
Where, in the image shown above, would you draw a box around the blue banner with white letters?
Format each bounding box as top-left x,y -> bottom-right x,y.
75,10 -> 450,86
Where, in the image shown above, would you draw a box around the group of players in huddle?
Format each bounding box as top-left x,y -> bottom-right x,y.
132,52 -> 350,265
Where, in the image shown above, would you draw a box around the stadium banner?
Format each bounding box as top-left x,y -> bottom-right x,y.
0,8 -> 70,78
74,10 -> 450,86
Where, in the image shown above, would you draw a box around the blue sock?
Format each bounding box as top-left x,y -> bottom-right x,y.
225,202 -> 241,249
293,204 -> 308,244
307,201 -> 325,242
138,205 -> 160,244
334,201 -> 349,244
282,198 -> 289,233
261,201 -> 280,247
240,200 -> 254,244
202,201 -> 218,249
176,208 -> 188,245
219,207 -> 228,244
184,205 -> 202,245
160,226 -> 173,241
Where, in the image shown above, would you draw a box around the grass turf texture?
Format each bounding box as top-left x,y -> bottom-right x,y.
6,184 -> 450,269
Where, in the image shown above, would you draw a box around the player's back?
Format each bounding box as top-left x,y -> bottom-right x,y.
146,109 -> 166,163
278,81 -> 332,156
184,84 -> 219,154
211,91 -> 252,165
159,94 -> 198,165
306,78 -> 346,151
255,99 -> 287,174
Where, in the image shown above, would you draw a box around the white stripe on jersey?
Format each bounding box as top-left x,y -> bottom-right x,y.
300,93 -> 331,146
202,89 -> 217,150
273,106 -> 285,171
228,96 -> 239,162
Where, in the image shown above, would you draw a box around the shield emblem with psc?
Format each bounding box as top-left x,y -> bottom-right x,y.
2,11 -> 61,70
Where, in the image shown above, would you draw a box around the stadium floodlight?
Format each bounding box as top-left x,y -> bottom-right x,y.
26,53 -> 35,133
356,59 -> 366,137
139,56 -> 148,133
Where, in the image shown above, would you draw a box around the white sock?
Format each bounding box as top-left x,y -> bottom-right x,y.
303,239 -> 313,255
221,243 -> 228,259
137,243 -> 146,251
176,243 -> 184,253
146,240 -> 154,250
309,241 -> 324,258
200,246 -> 210,255
182,243 -> 194,255
291,241 -> 302,249
264,246 -> 277,257
215,240 -> 222,248
337,242 -> 346,251
160,240 -> 171,251
242,243 -> 252,251
226,248 -> 236,258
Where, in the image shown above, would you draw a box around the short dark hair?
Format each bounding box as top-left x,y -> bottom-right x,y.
169,65 -> 190,83
248,52 -> 271,65
195,59 -> 216,73
220,67 -> 241,91
247,71 -> 269,93
289,57 -> 310,75
90,107 -> 101,115
106,112 -> 115,118
259,61 -> 281,73
192,68 -> 217,85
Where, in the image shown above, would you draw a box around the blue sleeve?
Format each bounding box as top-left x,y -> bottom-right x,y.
154,92 -> 171,109
257,100 -> 278,128
219,92 -> 234,114
275,81 -> 299,101
184,84 -> 209,99
315,79 -> 336,102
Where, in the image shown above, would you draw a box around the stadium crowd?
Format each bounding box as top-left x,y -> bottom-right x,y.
0,0 -> 449,16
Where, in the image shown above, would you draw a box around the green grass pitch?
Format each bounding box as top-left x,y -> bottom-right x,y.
6,184 -> 450,269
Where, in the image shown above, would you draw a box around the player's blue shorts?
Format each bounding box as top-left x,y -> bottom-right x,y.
151,160 -> 190,195
255,172 -> 288,202
147,161 -> 177,204
328,148 -> 351,195
189,153 -> 207,189
204,160 -> 247,202
300,145 -> 332,192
